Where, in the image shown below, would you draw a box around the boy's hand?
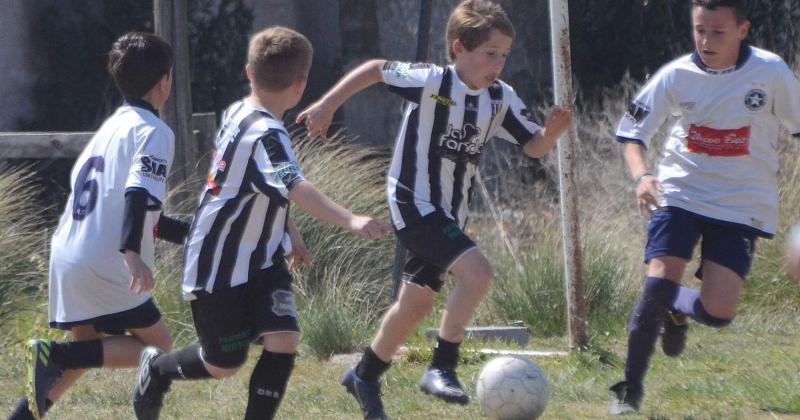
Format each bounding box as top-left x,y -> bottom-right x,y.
542,107 -> 572,141
287,222 -> 312,270
636,175 -> 662,216
296,100 -> 335,140
124,250 -> 155,294
349,215 -> 392,240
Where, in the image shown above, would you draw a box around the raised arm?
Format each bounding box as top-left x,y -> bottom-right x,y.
287,180 -> 391,240
296,59 -> 386,139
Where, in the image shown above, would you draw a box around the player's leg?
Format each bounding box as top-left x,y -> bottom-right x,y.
343,278 -> 435,420
610,207 -> 699,415
244,263 -> 300,420
417,247 -> 491,405
133,287 -> 250,420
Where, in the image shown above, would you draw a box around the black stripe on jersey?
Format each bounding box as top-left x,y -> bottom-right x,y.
193,192 -> 249,292
248,198 -> 282,276
388,86 -> 424,103
213,194 -> 258,292
258,132 -> 304,190
452,94 -> 478,223
244,158 -> 290,205
211,111 -> 267,188
396,106 -> 423,226
501,106 -> 536,146
427,68 -> 453,212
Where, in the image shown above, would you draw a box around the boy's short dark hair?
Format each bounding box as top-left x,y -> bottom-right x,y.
248,26 -> 313,92
446,0 -> 516,62
107,32 -> 173,99
692,0 -> 748,23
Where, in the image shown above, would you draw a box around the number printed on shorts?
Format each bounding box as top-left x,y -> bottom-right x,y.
72,156 -> 105,220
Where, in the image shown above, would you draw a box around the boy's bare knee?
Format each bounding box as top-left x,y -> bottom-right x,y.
206,363 -> 241,379
262,332 -> 300,354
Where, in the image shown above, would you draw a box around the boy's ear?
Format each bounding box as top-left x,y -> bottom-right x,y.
452,39 -> 465,57
295,77 -> 308,96
738,20 -> 751,40
245,64 -> 254,82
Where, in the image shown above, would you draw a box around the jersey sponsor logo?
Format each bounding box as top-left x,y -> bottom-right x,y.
686,124 -> 750,157
386,61 -> 411,79
625,101 -> 651,124
271,289 -> 297,318
744,88 -> 767,111
430,94 -> 456,107
137,155 -> 167,182
273,162 -> 301,183
438,123 -> 483,164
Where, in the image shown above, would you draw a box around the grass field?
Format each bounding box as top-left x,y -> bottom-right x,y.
2,309 -> 800,419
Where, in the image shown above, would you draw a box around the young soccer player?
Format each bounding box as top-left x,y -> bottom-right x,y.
7,32 -> 188,420
297,1 -> 571,418
131,26 -> 391,420
609,0 -> 800,414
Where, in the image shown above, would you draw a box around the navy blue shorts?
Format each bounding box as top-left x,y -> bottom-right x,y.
191,260 -> 299,368
49,298 -> 162,335
645,206 -> 757,279
395,211 -> 477,292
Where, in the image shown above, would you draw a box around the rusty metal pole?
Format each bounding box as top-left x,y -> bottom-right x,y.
549,0 -> 587,349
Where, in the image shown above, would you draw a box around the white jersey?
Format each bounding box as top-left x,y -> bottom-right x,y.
49,102 -> 174,324
617,45 -> 800,236
382,62 -> 541,230
182,100 -> 304,300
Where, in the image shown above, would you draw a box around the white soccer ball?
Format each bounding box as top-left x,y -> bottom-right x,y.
476,356 -> 550,420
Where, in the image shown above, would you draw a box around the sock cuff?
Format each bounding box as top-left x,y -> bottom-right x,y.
693,300 -> 734,327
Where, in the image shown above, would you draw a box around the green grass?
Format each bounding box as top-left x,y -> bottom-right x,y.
2,312 -> 800,419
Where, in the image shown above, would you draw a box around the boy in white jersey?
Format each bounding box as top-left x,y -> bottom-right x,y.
8,33 -> 189,420
131,27 -> 391,420
609,0 -> 800,414
298,1 -> 571,418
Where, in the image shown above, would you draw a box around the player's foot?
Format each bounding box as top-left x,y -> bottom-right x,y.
419,366 -> 470,405
608,380 -> 643,416
661,311 -> 688,357
341,364 -> 389,420
133,347 -> 171,420
26,339 -> 62,420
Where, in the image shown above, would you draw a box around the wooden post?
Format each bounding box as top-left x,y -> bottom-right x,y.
549,0 -> 587,350
154,0 -> 197,200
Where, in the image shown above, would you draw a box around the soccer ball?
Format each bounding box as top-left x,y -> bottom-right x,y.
476,356 -> 550,420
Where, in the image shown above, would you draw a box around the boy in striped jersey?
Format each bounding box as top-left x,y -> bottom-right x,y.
131,26 -> 390,420
299,1 -> 571,418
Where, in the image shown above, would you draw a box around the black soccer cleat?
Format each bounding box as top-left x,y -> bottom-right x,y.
661,311 -> 689,357
340,364 -> 390,420
133,347 -> 171,420
608,380 -> 643,416
419,366 -> 470,405
26,339 -> 63,420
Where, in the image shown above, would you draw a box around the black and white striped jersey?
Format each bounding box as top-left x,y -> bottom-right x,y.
182,99 -> 304,300
382,62 -> 541,230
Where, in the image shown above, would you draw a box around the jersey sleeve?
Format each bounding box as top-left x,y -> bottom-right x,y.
125,125 -> 174,209
773,61 -> 800,136
381,61 -> 437,103
251,130 -> 305,198
494,88 -> 542,146
616,67 -> 675,149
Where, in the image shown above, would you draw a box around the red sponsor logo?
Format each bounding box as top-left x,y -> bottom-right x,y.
686,124 -> 750,157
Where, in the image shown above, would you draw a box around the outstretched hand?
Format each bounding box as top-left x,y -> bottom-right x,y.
296,100 -> 335,140
542,106 -> 572,140
349,215 -> 393,240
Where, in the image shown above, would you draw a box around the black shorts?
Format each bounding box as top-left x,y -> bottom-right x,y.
395,211 -> 477,292
49,299 -> 162,335
191,260 -> 299,368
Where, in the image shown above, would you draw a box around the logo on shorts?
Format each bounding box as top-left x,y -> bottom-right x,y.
271,290 -> 297,318
442,223 -> 463,240
750,217 -> 764,230
744,89 -> 767,111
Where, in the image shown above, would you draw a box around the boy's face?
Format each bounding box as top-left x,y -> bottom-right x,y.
692,6 -> 750,69
453,29 -> 513,90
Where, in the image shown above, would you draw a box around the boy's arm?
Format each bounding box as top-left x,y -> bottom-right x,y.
287,180 -> 391,239
623,142 -> 661,215
297,59 -> 386,139
522,107 -> 571,158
